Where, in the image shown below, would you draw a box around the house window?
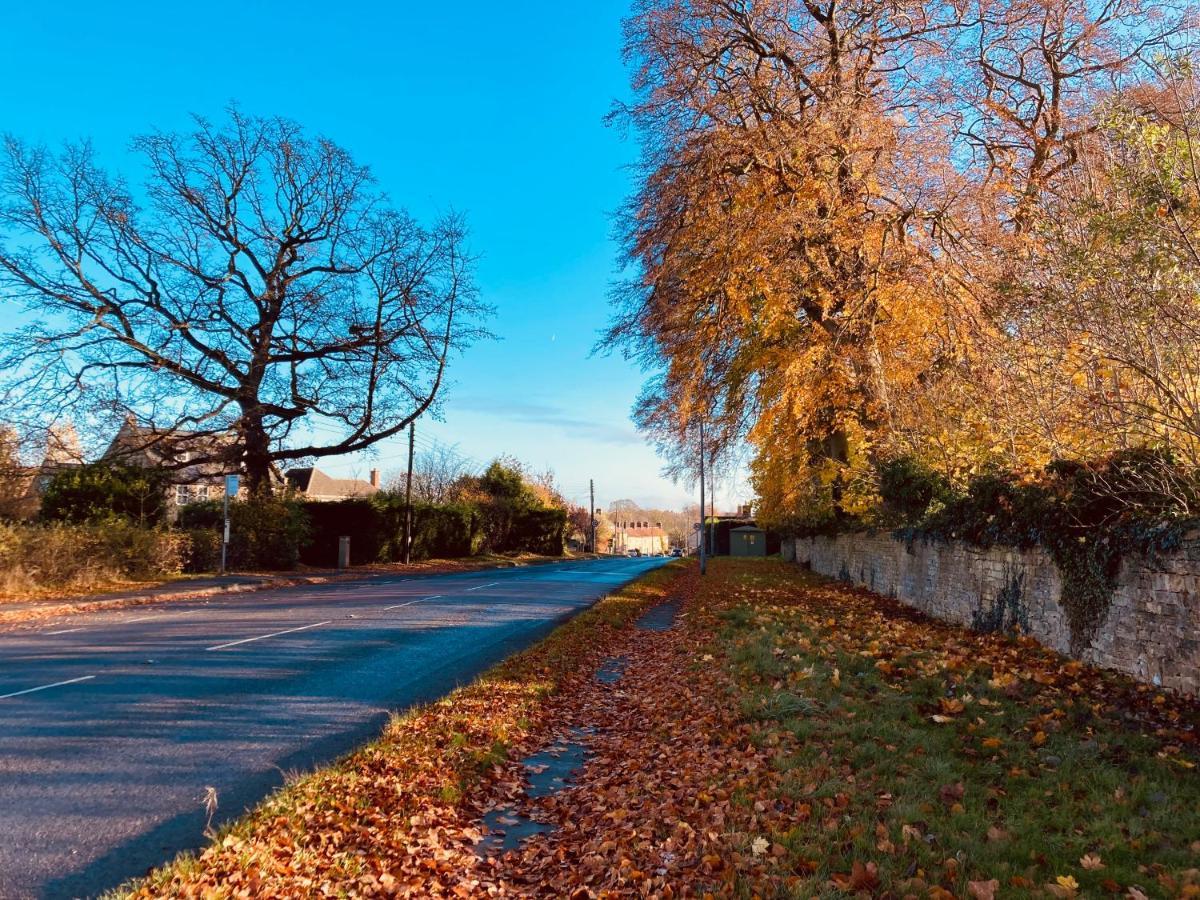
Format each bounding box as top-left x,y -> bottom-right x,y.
176,484 -> 197,506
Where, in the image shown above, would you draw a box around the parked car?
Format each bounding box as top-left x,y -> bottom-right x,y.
670,548 -> 683,557
626,548 -> 641,557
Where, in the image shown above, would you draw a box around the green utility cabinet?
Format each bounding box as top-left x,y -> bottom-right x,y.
729,525 -> 766,557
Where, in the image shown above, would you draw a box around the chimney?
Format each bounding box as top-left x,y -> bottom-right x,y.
369,468 -> 381,489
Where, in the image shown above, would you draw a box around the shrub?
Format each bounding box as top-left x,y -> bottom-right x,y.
877,455 -> 953,525
300,498 -> 388,567
411,502 -> 485,559
40,462 -> 171,526
178,498 -> 309,570
183,528 -> 222,574
511,507 -> 569,556
0,521 -> 188,592
299,497 -> 487,566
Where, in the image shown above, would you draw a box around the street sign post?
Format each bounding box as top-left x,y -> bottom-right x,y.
220,474 -> 239,574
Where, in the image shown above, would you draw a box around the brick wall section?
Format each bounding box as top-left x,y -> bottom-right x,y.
791,532 -> 1200,695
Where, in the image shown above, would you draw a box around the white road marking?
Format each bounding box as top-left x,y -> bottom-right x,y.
0,675 -> 95,700
384,595 -> 441,611
206,620 -> 332,652
45,628 -> 83,635
465,582 -> 499,592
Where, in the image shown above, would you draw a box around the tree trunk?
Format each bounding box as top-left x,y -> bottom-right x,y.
239,407 -> 273,497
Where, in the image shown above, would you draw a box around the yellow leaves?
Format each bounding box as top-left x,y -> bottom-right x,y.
988,672 -> 1017,696
1047,874 -> 1081,897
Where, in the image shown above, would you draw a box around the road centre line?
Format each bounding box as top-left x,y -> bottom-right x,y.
384,595 -> 441,611
45,628 -> 84,635
206,620 -> 332,652
465,582 -> 498,592
0,675 -> 96,700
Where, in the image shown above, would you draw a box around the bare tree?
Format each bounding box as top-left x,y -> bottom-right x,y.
0,110 -> 488,493
392,443 -> 473,504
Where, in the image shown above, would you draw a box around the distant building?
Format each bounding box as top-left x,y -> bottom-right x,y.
3,425 -> 86,520
285,467 -> 381,502
102,419 -> 237,512
611,520 -> 668,556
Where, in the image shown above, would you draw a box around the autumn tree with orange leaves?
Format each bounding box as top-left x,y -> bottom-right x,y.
607,0 -> 1191,529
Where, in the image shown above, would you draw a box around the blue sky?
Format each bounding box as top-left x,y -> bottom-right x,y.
0,1 -> 745,512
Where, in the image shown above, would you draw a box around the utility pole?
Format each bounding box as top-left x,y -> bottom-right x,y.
403,421 -> 415,565
589,478 -> 596,554
699,419 -> 707,576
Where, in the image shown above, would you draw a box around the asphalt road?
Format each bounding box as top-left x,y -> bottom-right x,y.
0,555 -> 669,899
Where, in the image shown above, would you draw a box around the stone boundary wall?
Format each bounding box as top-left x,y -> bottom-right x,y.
790,532 -> 1200,695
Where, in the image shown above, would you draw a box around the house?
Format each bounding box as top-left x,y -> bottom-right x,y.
611,520 -> 668,556
285,467 -> 381,501
102,419 -> 236,511
2,425 -> 86,520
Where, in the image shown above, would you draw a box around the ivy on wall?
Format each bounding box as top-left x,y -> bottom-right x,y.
870,451 -> 1197,651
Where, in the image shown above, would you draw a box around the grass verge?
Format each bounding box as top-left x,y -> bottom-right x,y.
701,558 -> 1200,898
109,560 -> 684,898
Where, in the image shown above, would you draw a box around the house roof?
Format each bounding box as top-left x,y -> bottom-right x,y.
103,419 -> 231,468
286,467 -> 378,499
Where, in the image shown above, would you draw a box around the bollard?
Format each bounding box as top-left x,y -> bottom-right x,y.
337,535 -> 351,570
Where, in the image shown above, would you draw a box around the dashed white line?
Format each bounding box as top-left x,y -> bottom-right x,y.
465,582 -> 499,592
45,628 -> 84,635
384,595 -> 441,611
0,675 -> 96,700
206,621 -> 332,652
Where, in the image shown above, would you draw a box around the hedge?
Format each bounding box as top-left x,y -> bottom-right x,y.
0,522 -> 189,592
176,499 -> 309,571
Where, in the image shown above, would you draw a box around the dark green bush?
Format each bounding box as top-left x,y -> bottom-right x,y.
183,528 -> 221,573
877,455 -> 953,525
467,461 -> 568,555
411,502 -> 485,559
178,498 -> 309,570
906,449 -> 1200,649
300,498 -> 388,567
40,462 -> 171,526
511,507 -> 569,556
299,497 -> 488,566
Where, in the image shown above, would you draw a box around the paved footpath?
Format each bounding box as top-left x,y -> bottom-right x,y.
0,555 -> 668,900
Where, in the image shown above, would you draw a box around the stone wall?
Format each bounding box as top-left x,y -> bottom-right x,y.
791,532 -> 1200,695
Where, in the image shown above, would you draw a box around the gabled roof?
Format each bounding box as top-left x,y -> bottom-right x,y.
286,467 -> 378,499
103,419 -> 231,468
